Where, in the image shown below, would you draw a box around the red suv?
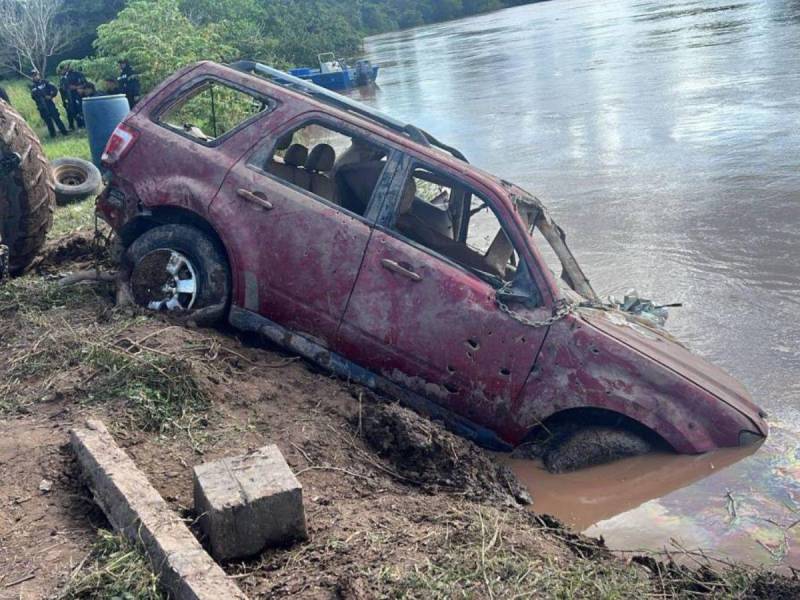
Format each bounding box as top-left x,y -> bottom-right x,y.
96,61 -> 767,471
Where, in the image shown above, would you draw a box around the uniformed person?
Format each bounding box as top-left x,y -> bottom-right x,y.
117,59 -> 140,107
62,63 -> 86,128
58,64 -> 76,130
29,71 -> 68,138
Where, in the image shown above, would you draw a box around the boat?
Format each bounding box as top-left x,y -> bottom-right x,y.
288,53 -> 378,90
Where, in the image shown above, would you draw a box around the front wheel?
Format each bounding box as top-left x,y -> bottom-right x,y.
543,426 -> 652,473
124,224 -> 229,322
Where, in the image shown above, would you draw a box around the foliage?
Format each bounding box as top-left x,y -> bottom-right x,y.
90,0 -> 235,89
66,0 -> 540,97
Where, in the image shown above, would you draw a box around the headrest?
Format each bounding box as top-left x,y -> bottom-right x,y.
284,144 -> 308,167
275,132 -> 293,151
398,179 -> 417,215
306,144 -> 335,173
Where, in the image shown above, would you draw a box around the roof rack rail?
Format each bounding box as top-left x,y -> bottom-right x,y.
228,60 -> 468,163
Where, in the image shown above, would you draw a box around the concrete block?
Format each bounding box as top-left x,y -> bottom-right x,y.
70,419 -> 247,600
193,445 -> 307,561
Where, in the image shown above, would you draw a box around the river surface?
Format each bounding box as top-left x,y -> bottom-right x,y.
355,0 -> 800,569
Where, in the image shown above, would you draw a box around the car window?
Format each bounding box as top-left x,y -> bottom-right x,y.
158,80 -> 270,142
392,167 -> 520,287
248,121 -> 388,217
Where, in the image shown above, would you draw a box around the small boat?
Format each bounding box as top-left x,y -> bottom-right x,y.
288,53 -> 379,90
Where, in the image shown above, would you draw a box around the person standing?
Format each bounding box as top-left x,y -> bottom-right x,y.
29,71 -> 68,138
117,59 -> 140,108
63,63 -> 86,129
58,64 -> 76,130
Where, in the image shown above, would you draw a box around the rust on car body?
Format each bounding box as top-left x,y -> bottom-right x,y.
96,60 -> 768,462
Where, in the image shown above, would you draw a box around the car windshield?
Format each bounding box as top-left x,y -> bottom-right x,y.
511,190 -> 598,302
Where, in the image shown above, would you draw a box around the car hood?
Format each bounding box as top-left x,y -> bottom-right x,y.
576,307 -> 767,436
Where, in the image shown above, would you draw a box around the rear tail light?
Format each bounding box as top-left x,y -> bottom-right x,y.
101,123 -> 139,166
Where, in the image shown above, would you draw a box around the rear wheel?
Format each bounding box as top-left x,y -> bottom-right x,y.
0,100 -> 55,274
124,224 -> 229,322
543,426 -> 652,473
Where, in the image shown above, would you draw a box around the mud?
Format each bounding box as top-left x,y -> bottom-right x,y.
359,400 -> 531,505
32,230 -> 96,273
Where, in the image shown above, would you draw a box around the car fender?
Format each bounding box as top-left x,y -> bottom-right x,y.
510,313 -> 764,452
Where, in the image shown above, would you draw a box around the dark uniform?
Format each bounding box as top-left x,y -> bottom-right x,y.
63,67 -> 87,128
30,76 -> 68,137
117,61 -> 141,108
58,70 -> 76,130
0,86 -> 9,104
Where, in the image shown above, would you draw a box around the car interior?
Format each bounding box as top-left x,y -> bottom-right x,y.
259,123 -> 519,287
392,169 -> 520,286
263,124 -> 388,215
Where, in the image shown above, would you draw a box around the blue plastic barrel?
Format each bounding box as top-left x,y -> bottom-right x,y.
82,94 -> 130,167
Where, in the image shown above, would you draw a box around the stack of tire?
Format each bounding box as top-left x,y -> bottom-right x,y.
0,99 -> 55,275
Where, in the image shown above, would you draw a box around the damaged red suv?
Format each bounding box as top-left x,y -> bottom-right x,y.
96,61 -> 767,471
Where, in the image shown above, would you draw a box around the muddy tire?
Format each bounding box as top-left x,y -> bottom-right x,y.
51,157 -> 102,205
0,100 -> 56,275
544,426 -> 651,473
124,224 -> 229,323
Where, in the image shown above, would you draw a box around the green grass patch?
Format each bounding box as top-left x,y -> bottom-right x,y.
61,529 -> 164,600
51,196 -> 99,237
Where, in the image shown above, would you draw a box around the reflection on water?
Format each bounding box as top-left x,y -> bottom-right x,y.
359,0 -> 800,568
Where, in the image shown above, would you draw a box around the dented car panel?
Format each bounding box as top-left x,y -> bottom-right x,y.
509,311 -> 766,452
97,60 -> 768,459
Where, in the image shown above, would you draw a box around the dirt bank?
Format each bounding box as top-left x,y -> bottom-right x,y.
1,230 -> 798,599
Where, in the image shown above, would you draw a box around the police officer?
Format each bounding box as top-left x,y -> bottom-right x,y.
62,63 -> 86,129
29,71 -> 68,138
117,59 -> 140,108
58,63 -> 76,130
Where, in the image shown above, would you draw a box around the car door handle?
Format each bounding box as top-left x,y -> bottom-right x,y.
381,259 -> 422,282
236,188 -> 273,210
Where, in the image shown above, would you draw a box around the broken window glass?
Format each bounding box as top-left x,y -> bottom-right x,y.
159,80 -> 269,142
392,167 -> 520,287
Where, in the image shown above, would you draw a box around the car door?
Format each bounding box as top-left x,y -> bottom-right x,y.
337,158 -> 554,432
211,115 -> 394,346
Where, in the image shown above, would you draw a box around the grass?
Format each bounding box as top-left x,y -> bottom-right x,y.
4,78 -> 92,161
379,508 -> 797,599
60,530 -> 164,600
0,275 -> 210,435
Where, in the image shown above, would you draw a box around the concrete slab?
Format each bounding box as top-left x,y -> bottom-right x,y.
194,445 -> 307,561
70,419 -> 247,600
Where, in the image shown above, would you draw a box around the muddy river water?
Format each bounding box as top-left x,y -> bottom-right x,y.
354,0 -> 800,569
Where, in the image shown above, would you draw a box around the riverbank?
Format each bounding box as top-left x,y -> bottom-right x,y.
0,198 -> 798,598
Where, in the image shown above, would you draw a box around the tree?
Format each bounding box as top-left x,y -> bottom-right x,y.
0,0 -> 71,76
88,0 -> 235,89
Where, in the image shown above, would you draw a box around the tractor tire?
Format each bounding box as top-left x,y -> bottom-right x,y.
0,100 -> 55,275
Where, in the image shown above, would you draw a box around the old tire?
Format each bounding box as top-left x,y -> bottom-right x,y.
544,426 -> 652,473
51,157 -> 101,205
124,224 -> 229,323
0,100 -> 55,275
